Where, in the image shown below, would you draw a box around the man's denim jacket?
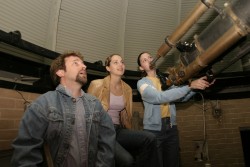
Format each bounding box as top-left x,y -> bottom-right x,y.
11,85 -> 116,167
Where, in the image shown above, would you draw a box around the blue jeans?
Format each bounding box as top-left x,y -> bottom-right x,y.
115,126 -> 158,167
145,118 -> 180,167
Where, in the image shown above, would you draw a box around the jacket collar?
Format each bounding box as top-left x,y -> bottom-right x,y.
102,75 -> 128,107
56,84 -> 84,98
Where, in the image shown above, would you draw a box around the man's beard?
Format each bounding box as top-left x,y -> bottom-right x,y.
76,73 -> 87,85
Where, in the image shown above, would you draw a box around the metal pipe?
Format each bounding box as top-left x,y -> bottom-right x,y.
151,0 -> 216,67
167,0 -> 250,85
172,26 -> 247,84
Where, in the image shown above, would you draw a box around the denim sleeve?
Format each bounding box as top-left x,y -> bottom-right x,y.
169,85 -> 196,102
178,89 -> 196,102
95,101 -> 116,167
137,79 -> 193,104
11,102 -> 48,167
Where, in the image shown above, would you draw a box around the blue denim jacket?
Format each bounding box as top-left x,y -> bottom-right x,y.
11,85 -> 115,167
137,77 -> 195,131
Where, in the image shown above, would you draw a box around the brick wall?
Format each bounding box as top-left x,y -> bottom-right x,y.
134,99 -> 250,167
176,98 -> 250,167
1,87 -> 249,167
0,88 -> 40,150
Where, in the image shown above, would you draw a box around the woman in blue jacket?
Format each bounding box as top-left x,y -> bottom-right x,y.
137,52 -> 214,167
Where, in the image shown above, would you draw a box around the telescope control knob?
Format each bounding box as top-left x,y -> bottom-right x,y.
178,71 -> 185,78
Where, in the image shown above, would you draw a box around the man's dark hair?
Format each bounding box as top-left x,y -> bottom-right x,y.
50,51 -> 84,86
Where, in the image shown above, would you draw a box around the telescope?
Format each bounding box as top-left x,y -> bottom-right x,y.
152,0 -> 250,86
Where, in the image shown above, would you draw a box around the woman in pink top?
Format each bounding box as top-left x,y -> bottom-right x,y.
88,54 -> 159,167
